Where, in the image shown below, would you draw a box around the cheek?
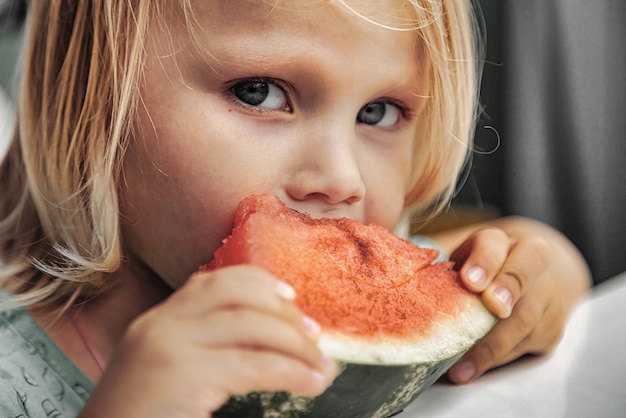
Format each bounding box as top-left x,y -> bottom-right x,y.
366,181 -> 406,230
119,100 -> 300,287
361,155 -> 411,231
118,134 -> 243,287
119,54 -> 269,286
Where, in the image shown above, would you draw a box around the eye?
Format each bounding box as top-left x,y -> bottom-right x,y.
357,102 -> 401,127
230,79 -> 288,110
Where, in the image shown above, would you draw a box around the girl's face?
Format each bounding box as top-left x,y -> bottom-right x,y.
120,0 -> 429,288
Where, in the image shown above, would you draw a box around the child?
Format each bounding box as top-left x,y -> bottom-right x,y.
0,1 -> 590,416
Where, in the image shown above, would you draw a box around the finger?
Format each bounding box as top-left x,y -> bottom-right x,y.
171,266 -> 303,323
196,308 -> 332,373
211,348 -> 337,397
470,302 -> 563,370
100,338 -> 336,416
483,236 -> 551,318
447,294 -> 544,384
451,228 -> 510,292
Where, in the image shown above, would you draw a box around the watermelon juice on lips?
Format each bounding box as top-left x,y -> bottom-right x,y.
203,194 -> 497,418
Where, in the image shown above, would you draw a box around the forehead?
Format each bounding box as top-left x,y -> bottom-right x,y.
188,0 -> 419,30
156,0 -> 427,83
177,0 -> 419,40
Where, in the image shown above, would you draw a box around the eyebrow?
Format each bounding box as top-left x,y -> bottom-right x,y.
191,31 -> 422,93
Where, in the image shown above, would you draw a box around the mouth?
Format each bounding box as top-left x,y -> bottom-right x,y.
284,201 -> 363,223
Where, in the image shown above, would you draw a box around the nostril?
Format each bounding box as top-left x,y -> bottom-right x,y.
285,169 -> 365,206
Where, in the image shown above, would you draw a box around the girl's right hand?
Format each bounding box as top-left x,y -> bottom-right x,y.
79,265 -> 337,418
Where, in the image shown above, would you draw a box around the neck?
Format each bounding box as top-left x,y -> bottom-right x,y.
32,258 -> 173,382
78,258 -> 173,355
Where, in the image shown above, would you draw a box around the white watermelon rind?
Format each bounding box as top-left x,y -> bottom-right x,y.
319,293 -> 498,365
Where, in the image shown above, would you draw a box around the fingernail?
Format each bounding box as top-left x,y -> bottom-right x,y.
275,281 -> 296,300
310,370 -> 332,390
321,352 -> 335,370
493,287 -> 512,316
466,266 -> 486,287
303,315 -> 321,337
450,361 -> 475,383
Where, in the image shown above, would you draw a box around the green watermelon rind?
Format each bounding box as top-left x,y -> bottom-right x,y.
213,304 -> 496,418
213,353 -> 463,418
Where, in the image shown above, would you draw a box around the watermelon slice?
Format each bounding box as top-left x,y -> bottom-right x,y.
203,194 -> 496,418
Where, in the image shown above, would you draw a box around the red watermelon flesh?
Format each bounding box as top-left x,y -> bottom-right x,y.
203,194 -> 496,365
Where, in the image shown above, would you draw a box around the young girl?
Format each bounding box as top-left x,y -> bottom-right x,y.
0,0 -> 590,417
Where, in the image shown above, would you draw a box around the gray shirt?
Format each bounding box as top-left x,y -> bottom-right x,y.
0,307 -> 94,418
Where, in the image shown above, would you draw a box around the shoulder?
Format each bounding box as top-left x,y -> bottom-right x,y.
0,373 -> 29,418
0,309 -> 53,417
0,308 -> 93,417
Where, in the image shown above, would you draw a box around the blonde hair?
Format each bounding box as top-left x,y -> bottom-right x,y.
0,0 -> 151,309
403,1 -> 481,212
0,0 -> 481,310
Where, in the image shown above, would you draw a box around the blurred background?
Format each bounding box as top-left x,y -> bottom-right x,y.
1,0 -> 624,284
422,0 -> 626,285
0,0 -> 23,160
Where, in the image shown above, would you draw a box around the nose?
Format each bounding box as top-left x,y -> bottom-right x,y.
285,123 -> 366,206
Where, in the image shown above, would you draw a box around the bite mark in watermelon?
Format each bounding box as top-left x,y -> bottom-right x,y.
203,194 -> 497,418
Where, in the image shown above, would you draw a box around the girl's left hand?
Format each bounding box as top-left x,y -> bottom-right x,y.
440,222 -> 590,384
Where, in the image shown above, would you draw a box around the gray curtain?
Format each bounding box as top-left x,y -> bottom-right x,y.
464,0 -> 626,284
